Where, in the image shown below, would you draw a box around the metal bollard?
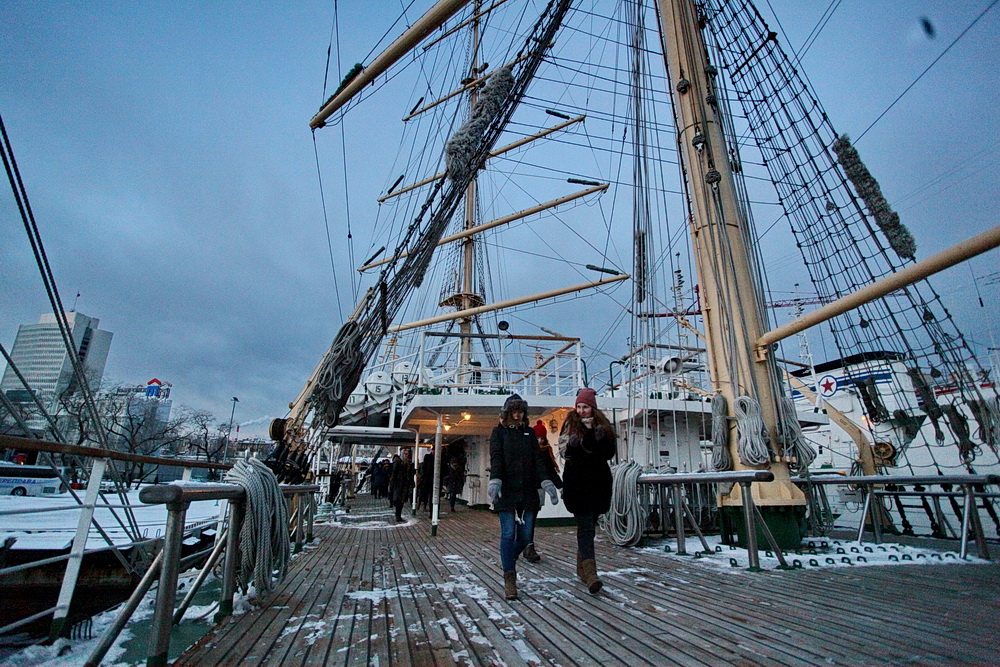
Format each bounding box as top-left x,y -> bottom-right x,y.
146,499 -> 189,667
672,485 -> 686,555
740,482 -> 760,571
216,499 -> 245,621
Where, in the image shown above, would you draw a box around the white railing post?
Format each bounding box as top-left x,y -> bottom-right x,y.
49,457 -> 107,640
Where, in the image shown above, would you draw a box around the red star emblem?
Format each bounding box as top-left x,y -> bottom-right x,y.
820,378 -> 836,393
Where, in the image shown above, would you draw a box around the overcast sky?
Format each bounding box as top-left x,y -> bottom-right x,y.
2,1 -> 998,437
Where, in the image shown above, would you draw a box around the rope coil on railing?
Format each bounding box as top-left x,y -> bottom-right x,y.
224,458 -> 290,595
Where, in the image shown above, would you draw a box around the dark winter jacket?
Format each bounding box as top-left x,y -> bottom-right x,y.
560,422 -> 616,515
489,422 -> 548,512
445,456 -> 466,495
389,456 -> 415,505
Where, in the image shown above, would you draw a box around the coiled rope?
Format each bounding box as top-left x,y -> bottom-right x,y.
733,396 -> 772,466
776,396 -> 817,471
603,460 -> 647,547
224,458 -> 290,595
710,393 -> 733,471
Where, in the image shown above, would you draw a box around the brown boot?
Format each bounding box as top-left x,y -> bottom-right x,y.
503,571 -> 518,601
576,553 -> 585,583
579,558 -> 602,594
523,543 -> 541,563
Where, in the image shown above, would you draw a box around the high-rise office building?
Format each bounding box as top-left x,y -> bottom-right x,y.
1,312 -> 113,398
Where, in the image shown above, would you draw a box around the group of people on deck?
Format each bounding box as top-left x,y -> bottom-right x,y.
364,451 -> 417,523
370,386 -> 615,600
488,388 -> 615,601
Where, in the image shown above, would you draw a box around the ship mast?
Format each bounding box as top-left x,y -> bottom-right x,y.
655,0 -> 805,540
440,0 -> 485,378
460,0 -> 483,373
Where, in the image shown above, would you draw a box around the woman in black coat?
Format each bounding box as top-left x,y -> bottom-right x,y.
388,448 -> 415,523
558,387 -> 616,594
488,394 -> 558,600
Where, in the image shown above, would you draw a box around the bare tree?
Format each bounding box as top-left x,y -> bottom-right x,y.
107,395 -> 192,486
184,410 -> 227,480
52,383 -> 201,486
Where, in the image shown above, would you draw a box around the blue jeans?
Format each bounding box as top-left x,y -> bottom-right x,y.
575,512 -> 597,560
498,509 -> 536,572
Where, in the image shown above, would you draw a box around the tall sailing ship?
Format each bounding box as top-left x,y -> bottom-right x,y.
265,0 -> 1000,543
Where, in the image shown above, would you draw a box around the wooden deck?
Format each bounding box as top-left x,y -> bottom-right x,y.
178,495 -> 1000,666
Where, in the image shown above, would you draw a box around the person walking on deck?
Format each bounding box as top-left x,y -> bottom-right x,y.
522,420 -> 562,563
445,450 -> 466,512
558,387 -> 616,594
488,394 -> 558,600
416,451 -> 434,513
389,448 -> 415,523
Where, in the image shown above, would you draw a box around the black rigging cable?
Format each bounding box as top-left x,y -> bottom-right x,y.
311,134 -> 345,322
856,0 -> 1000,142
334,0 -> 358,303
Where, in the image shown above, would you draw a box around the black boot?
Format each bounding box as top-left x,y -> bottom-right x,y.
523,543 -> 541,563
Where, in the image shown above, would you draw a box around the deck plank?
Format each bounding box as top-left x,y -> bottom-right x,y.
178,496 -> 1000,666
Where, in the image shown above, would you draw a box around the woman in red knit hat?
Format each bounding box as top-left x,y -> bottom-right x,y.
558,386 -> 616,594
522,420 -> 562,563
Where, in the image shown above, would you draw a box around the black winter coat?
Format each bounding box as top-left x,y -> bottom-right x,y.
561,423 -> 616,515
489,422 -> 548,512
389,458 -> 415,505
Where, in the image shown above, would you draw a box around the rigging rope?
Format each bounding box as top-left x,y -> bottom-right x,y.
776,396 -> 817,471
302,0 -> 574,436
710,393 -> 733,471
705,0 -> 999,472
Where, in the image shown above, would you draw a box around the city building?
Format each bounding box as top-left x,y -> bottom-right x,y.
1,312 -> 113,399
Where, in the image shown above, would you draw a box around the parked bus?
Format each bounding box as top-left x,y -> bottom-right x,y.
0,463 -> 67,496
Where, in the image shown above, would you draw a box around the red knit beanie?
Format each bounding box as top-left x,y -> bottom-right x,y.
575,387 -> 598,409
533,420 -> 547,439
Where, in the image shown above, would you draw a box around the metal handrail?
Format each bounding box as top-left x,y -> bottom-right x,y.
637,470 -> 780,570
794,474 -> 999,486
793,474 -> 997,559
0,434 -> 233,471
0,438 -> 232,641
102,481 -> 319,667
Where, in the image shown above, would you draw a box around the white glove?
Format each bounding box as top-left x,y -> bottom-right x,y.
541,479 -> 558,505
487,479 -> 502,504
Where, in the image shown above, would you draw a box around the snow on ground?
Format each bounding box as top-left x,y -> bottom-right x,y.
1,543 -> 320,666
628,534 -> 989,574
0,486 -> 225,549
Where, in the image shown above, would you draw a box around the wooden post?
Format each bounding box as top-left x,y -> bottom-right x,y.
655,0 -> 804,522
